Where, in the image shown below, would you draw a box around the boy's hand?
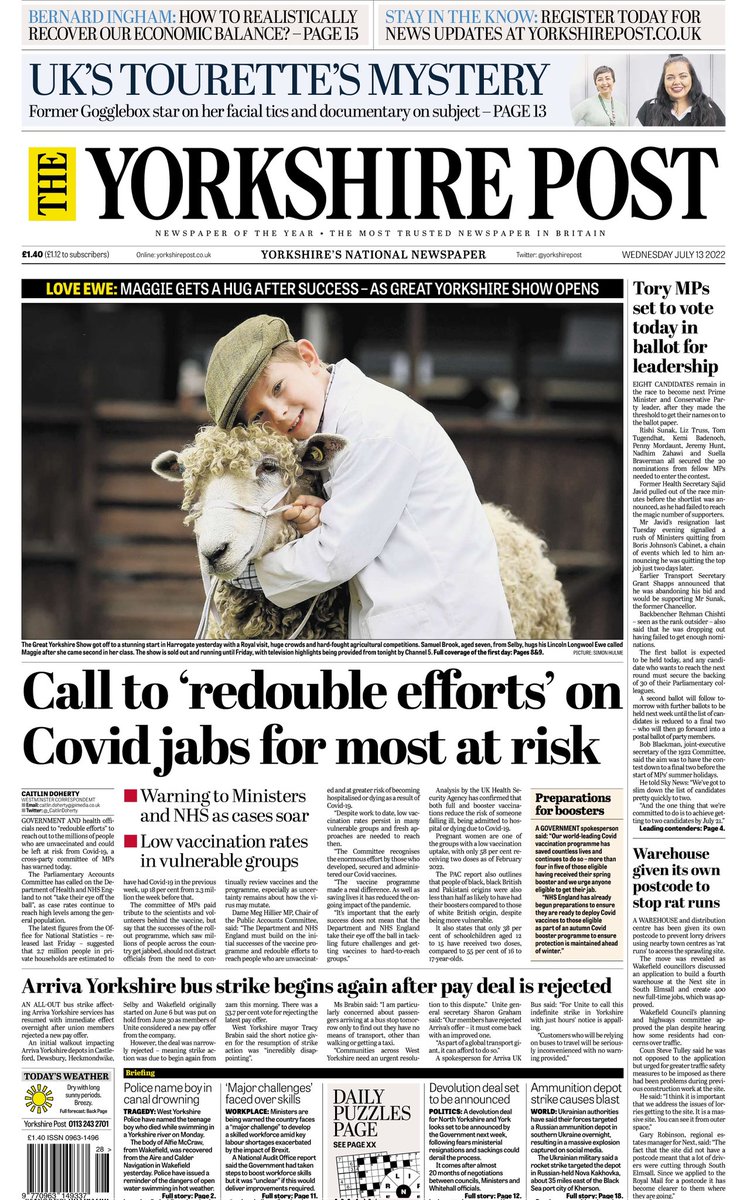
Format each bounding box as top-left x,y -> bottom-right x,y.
283,495 -> 325,535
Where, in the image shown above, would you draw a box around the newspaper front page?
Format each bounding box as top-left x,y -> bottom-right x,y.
15,3 -> 733,1198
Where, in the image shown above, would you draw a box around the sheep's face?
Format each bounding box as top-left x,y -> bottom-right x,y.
152,425 -> 346,581
192,456 -> 294,578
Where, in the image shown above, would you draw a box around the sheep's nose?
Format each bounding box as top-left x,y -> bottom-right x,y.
204,542 -> 228,570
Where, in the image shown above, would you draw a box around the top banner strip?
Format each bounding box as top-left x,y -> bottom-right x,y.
22,4 -> 725,51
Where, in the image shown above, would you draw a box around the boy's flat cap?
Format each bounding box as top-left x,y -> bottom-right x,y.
205,314 -> 292,429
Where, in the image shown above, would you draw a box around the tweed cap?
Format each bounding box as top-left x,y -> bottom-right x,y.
205,314 -> 293,429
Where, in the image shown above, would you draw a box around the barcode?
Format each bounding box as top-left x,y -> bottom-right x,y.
94,1151 -> 110,1194
26,1143 -> 111,1194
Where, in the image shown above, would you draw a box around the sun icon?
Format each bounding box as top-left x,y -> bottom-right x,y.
25,1085 -> 53,1114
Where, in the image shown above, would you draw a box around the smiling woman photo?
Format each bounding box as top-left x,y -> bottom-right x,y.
572,65 -> 627,127
636,54 -> 725,126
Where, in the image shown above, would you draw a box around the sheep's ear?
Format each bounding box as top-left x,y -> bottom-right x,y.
297,433 -> 347,472
151,451 -> 184,482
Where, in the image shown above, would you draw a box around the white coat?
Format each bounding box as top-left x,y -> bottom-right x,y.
256,360 -> 515,640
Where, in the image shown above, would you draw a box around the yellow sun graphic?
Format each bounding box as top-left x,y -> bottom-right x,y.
25,1085 -> 53,1114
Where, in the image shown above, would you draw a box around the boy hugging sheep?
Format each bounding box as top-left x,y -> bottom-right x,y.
204,313 -> 514,640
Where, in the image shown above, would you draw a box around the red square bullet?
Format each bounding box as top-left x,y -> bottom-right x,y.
124,789 -> 138,803
124,835 -> 138,848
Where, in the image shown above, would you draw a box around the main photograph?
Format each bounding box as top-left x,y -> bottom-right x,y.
22,298 -> 623,642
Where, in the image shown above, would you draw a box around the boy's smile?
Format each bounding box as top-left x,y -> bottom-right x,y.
239,340 -> 327,440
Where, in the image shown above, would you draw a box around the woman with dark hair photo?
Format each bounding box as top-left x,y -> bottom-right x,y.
635,54 -> 725,126
572,65 -> 627,127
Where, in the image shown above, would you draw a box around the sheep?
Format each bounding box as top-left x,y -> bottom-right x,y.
152,423 -> 349,639
152,423 -> 571,641
482,504 -> 571,640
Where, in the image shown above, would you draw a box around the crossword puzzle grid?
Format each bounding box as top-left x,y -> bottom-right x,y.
336,1151 -> 421,1200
